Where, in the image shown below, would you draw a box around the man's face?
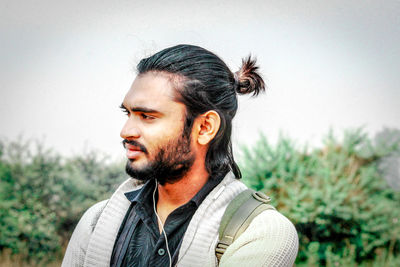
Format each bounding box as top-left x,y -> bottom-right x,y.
120,72 -> 195,184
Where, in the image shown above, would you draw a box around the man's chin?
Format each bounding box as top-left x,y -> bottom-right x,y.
125,160 -> 154,181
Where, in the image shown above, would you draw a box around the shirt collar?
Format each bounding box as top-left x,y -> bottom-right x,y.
123,172 -> 226,207
124,179 -> 156,204
190,173 -> 225,206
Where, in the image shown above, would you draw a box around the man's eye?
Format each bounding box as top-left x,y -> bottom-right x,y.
141,113 -> 155,120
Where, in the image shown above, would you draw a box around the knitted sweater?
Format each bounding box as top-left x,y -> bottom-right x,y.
62,172 -> 299,266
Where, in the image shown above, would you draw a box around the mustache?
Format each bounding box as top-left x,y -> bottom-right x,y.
122,139 -> 148,154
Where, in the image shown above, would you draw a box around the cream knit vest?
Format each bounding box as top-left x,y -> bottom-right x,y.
62,172 -> 298,267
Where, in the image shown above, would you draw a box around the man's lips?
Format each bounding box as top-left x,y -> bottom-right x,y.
124,144 -> 142,159
122,140 -> 147,159
126,149 -> 143,159
125,143 -> 142,151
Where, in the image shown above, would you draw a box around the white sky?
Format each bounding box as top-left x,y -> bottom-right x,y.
1,0 -> 399,160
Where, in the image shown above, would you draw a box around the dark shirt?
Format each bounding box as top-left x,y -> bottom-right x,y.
110,175 -> 224,267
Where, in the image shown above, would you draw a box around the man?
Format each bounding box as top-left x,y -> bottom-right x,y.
62,44 -> 298,267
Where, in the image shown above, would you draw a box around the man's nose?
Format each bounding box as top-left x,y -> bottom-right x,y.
120,118 -> 141,139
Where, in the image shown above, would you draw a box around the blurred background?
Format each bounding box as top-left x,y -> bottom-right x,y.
1,0 -> 399,266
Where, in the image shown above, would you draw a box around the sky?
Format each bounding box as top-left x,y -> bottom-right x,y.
1,0 -> 399,160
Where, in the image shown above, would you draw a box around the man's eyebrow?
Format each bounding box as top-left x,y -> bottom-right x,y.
119,103 -> 160,113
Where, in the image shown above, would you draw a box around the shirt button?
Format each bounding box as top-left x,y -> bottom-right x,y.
158,248 -> 165,256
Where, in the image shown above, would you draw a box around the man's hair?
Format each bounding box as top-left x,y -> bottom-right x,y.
136,44 -> 265,179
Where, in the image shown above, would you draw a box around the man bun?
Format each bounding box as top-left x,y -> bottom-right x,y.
234,55 -> 265,96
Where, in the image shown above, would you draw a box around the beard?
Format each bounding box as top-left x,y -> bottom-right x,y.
124,131 -> 195,185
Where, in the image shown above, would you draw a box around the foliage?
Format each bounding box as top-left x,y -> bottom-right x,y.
1,128 -> 400,265
239,128 -> 400,266
0,138 -> 127,263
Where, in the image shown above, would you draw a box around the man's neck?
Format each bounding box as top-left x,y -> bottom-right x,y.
155,165 -> 209,228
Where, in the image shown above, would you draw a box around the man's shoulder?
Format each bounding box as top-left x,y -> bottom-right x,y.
81,199 -> 109,230
249,209 -> 298,243
61,199 -> 109,266
70,199 -> 110,244
220,209 -> 298,266
62,178 -> 142,266
80,178 -> 144,229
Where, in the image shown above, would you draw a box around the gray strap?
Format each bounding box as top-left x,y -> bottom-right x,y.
215,190 -> 275,262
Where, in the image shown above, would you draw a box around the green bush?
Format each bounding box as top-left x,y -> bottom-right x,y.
1,128 -> 399,265
0,138 -> 127,263
239,128 -> 400,266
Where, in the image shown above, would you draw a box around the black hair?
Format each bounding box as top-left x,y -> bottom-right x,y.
136,44 -> 265,179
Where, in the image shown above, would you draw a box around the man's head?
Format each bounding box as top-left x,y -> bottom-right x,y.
121,44 -> 265,183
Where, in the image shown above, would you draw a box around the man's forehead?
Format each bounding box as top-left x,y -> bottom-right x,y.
129,72 -> 178,97
123,72 -> 184,111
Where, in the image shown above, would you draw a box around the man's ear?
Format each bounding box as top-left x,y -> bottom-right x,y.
194,110 -> 221,145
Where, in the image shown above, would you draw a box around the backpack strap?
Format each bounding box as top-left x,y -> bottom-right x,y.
215,189 -> 275,263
